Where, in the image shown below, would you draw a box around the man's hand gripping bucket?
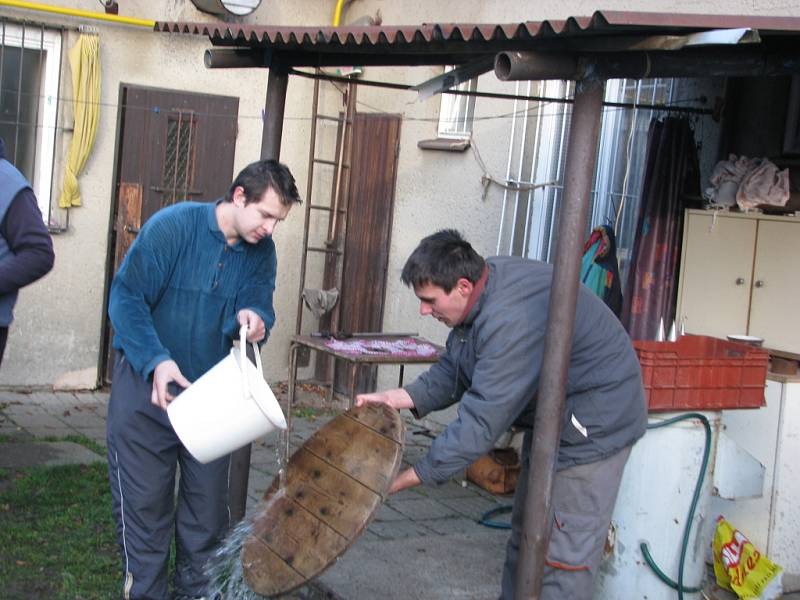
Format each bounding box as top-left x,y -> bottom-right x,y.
167,325 -> 287,463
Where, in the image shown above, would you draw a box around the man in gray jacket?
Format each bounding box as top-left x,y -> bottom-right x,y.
357,229 -> 646,599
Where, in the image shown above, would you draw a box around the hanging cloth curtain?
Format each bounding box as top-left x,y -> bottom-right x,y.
580,224 -> 623,318
59,33 -> 101,208
621,117 -> 700,340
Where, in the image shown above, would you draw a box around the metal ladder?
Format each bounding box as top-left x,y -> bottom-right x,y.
294,69 -> 358,343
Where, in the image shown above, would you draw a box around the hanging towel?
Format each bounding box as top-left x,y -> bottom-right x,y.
59,33 -> 101,208
302,288 -> 339,318
580,225 -> 623,318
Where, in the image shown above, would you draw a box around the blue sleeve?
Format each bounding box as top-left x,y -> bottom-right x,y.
413,317 -> 546,484
108,211 -> 180,379
223,241 -> 277,341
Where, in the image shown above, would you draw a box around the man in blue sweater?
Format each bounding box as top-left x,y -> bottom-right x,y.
358,229 -> 646,600
107,159 -> 301,600
0,138 -> 55,368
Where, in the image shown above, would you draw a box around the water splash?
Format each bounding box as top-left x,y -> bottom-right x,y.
205,488 -> 287,599
277,429 -> 290,488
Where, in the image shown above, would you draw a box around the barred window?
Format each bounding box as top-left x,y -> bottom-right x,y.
0,20 -> 62,221
161,111 -> 198,206
499,78 -> 676,288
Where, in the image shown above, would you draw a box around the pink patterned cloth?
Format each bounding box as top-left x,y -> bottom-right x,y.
324,337 -> 439,358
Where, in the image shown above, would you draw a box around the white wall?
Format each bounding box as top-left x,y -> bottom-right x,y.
0,0 -> 797,389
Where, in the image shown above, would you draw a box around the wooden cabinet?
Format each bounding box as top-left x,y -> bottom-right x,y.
676,209 -> 800,354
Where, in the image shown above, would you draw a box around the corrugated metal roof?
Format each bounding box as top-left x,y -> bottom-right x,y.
154,10 -> 800,49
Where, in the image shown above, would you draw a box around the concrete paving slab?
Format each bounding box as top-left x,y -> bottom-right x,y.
373,503 -> 406,522
389,496 -> 462,520
2,402 -> 50,416
317,531 -> 507,600
423,516 -> 491,537
0,441 -> 105,468
8,413 -> 65,428
439,495 -> 508,520
414,479 -> 479,500
367,518 -> 433,539
0,423 -> 28,438
58,414 -> 106,430
72,427 -> 107,445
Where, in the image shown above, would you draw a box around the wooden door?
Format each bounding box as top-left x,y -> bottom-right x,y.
317,113 -> 401,394
749,219 -> 800,352
100,85 -> 239,383
676,212 -> 756,339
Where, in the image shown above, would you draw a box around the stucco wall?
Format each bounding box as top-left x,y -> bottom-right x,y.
0,1 -> 276,387
0,0 -> 796,389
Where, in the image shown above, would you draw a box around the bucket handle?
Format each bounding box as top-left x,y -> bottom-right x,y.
239,324 -> 263,400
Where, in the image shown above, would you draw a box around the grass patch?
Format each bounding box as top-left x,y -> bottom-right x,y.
291,406 -> 336,420
0,434 -> 106,456
45,434 -> 106,456
0,461 -> 120,599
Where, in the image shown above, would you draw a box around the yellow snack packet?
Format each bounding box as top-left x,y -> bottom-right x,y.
712,516 -> 783,600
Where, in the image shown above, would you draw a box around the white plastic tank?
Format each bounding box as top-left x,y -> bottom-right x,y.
594,411 -> 720,600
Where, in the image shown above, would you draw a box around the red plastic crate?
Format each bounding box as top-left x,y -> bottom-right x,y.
633,335 -> 769,412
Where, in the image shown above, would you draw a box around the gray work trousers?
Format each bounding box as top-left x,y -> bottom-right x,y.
106,352 -> 232,600
500,431 -> 631,600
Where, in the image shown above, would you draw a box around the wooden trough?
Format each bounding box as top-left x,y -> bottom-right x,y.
241,403 -> 405,597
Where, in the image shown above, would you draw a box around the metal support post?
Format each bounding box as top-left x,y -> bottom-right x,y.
514,78 -> 605,599
261,60 -> 289,161
229,58 -> 290,524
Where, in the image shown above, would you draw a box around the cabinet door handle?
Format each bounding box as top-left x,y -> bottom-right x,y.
754,279 -> 765,288
735,277 -> 745,285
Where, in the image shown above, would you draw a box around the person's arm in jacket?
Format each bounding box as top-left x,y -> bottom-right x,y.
402,336 -> 463,416
0,190 -> 54,296
413,315 -> 546,485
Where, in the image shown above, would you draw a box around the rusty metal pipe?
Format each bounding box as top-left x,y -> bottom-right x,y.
495,51 -> 579,81
497,48 -> 800,82
204,48 -> 266,69
514,79 -> 604,600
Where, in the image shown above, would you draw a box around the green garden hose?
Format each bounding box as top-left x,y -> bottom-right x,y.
479,504 -> 512,529
641,412 -> 712,598
476,412 -> 712,600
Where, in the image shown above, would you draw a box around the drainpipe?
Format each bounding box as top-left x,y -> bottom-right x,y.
0,0 -> 154,27
514,79 -> 605,599
228,56 -> 291,524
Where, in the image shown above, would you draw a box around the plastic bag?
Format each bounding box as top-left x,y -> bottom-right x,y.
712,516 -> 782,600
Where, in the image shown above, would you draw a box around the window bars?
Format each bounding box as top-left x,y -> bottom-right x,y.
0,18 -> 62,221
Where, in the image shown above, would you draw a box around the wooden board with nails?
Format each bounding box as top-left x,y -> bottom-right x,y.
241,403 -> 404,597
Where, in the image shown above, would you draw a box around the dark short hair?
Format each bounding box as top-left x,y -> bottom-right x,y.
225,159 -> 302,206
401,229 -> 485,293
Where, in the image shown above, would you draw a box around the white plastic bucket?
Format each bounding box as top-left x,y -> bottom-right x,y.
167,325 -> 287,463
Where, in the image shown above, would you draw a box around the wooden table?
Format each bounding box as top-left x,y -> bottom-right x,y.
286,333 -> 443,411
276,333 -> 443,503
